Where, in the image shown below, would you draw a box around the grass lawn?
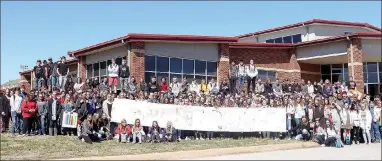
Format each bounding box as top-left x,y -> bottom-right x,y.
1,134 -> 297,160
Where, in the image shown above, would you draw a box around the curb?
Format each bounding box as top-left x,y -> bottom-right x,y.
64,142 -> 319,160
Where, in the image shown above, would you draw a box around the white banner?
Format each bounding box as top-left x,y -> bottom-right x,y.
111,99 -> 286,132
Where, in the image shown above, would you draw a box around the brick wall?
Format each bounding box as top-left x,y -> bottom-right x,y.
299,62 -> 321,82
130,42 -> 145,81
78,56 -> 86,82
347,38 -> 364,93
218,44 -> 230,82
20,74 -> 31,93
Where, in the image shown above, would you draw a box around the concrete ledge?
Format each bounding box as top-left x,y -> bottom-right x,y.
64,142 -> 319,160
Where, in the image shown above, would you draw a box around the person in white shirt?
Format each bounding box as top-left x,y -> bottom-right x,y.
189,79 -> 200,96
294,97 -> 305,126
73,77 -> 85,94
170,77 -> 181,97
245,59 -> 258,93
359,103 -> 372,144
10,90 -> 23,136
349,104 -> 360,145
207,78 -> 219,95
108,58 -> 119,93
307,81 -> 314,98
340,103 -> 353,144
237,60 -> 246,92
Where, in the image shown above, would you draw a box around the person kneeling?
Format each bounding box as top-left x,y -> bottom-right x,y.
115,119 -> 132,143
164,121 -> 177,142
79,114 -> 100,144
292,117 -> 311,141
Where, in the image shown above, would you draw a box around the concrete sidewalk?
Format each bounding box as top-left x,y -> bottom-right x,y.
63,142 -> 318,160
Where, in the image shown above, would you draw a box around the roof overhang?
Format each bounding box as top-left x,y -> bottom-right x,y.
229,42 -> 293,49
68,33 -> 238,57
238,19 -> 381,39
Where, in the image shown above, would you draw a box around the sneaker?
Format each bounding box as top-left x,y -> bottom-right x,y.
196,138 -> 199,140
321,144 -> 325,147
356,141 -> 360,144
274,138 -> 280,141
200,138 -> 205,140
81,138 -> 85,142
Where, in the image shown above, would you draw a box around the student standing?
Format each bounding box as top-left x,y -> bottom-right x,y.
21,95 -> 37,136
10,90 -> 23,136
33,60 -> 44,90
229,61 -> 238,93
47,92 -> 62,136
36,94 -> 48,135
246,59 -> 258,93
108,58 -> 119,93
119,58 -> 130,92
237,60 -> 246,92
57,57 -> 69,91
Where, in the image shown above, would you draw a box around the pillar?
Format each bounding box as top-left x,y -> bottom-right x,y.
218,44 -> 230,82
347,38 -> 364,93
130,42 -> 145,81
78,56 -> 87,82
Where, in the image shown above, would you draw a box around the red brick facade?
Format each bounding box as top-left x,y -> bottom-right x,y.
347,38 -> 364,93
20,74 -> 31,93
130,42 -> 145,81
78,56 -> 86,82
218,44 -> 230,82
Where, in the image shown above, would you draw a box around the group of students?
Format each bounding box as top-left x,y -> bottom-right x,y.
1,57 -> 381,147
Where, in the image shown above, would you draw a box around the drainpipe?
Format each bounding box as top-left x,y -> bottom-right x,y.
347,36 -> 355,79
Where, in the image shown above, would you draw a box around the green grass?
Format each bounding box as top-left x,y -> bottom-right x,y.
1,134 -> 297,160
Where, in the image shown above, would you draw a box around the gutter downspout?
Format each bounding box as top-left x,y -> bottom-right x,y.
347,36 -> 355,79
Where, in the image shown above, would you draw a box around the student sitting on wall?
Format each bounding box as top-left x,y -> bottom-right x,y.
115,119 -> 131,143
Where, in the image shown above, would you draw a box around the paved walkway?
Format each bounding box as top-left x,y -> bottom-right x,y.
191,143 -> 381,160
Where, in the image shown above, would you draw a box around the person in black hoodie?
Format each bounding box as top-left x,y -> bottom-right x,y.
291,116 -> 311,141
148,77 -> 159,93
119,58 -> 130,92
219,79 -> 230,95
92,77 -> 100,89
76,92 -> 89,136
0,90 -> 11,133
47,91 -> 62,136
64,76 -> 75,93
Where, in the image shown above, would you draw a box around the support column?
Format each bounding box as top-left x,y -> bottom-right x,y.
130,42 -> 145,81
218,44 -> 230,82
78,56 -> 86,82
19,74 -> 31,93
347,38 -> 364,93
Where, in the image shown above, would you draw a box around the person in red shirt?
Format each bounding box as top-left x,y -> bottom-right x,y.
21,94 -> 37,136
159,77 -> 169,94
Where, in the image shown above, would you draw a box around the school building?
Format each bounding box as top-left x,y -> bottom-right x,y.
20,19 -> 382,95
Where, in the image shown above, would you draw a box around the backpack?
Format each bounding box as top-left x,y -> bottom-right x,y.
335,139 -> 343,148
345,136 -> 351,145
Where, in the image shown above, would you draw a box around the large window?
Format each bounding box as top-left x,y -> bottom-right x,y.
144,55 -> 217,84
320,64 -> 349,83
86,56 -> 126,84
265,34 -> 302,44
257,70 -> 276,82
364,62 -> 380,83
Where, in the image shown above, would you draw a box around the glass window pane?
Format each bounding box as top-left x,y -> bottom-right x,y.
363,63 -> 367,73
282,36 -> 292,43
379,62 -> 382,72
145,56 -> 155,71
344,72 -> 349,82
170,74 -> 182,82
292,34 -> 302,43
265,39 -> 274,43
258,70 -> 267,80
86,64 -> 93,78
170,58 -> 182,73
195,75 -> 206,84
207,62 -> 217,76
367,62 -> 378,73
367,73 -> 378,83
331,64 -> 343,73
275,37 -> 282,43
207,76 -> 217,83
100,61 -> 107,76
145,72 -> 156,84
157,57 -> 169,72
195,60 -> 206,75
157,73 -> 169,83
268,71 -> 276,82
321,75 -> 331,83
116,57 -> 122,65
364,73 -> 367,83
183,59 -> 194,74
321,65 -> 331,74
380,72 -> 382,84
343,63 -> 348,74
332,74 -> 340,83
93,63 -> 99,77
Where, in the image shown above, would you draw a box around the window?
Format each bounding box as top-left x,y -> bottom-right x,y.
183,59 -> 194,74
100,61 -> 107,76
145,56 -> 155,72
331,64 -> 343,74
170,58 -> 182,73
93,63 -> 99,77
321,65 -> 331,74
145,72 -> 155,84
364,62 -> 380,83
292,34 -> 302,43
157,73 -> 169,82
195,60 -> 206,75
265,39 -> 275,43
257,70 -> 276,82
157,57 -> 169,72
274,37 -> 283,43
207,62 -> 217,76
282,36 -> 292,43
367,62 -> 378,73
86,64 -> 93,78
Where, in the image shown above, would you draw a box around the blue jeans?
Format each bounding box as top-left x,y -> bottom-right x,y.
34,78 -> 44,90
51,75 -> 58,88
38,116 -> 46,135
295,118 -> 301,127
238,76 -> 245,91
120,78 -> 129,91
10,111 -> 23,135
372,122 -> 381,141
58,75 -> 67,90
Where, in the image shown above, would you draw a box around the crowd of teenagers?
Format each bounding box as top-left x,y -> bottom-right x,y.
0,57 -> 381,147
